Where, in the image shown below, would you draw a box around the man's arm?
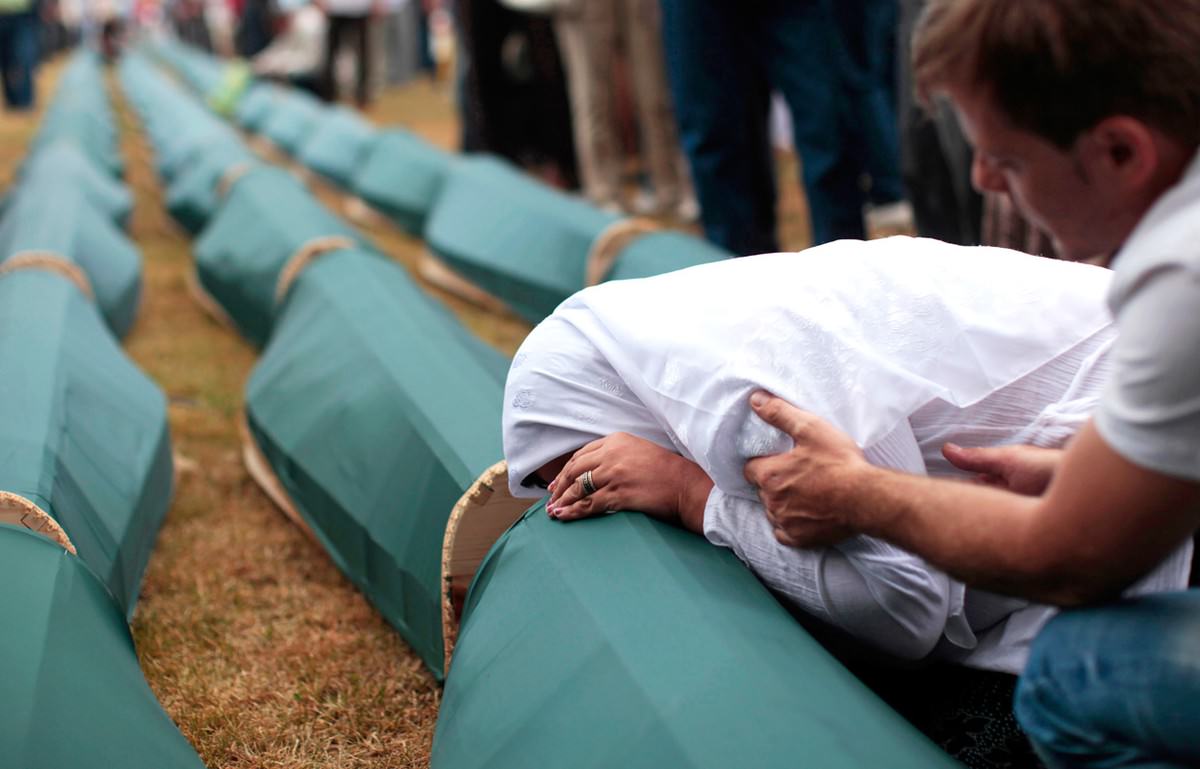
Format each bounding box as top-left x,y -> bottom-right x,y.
745,397 -> 1200,606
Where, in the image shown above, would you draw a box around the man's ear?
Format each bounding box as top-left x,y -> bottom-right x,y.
1081,116 -> 1159,189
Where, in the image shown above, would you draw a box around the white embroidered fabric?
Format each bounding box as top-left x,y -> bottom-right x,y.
502,237 -> 1193,673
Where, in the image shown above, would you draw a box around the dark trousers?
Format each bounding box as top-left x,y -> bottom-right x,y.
323,14 -> 371,106
0,11 -> 38,110
660,0 -> 865,253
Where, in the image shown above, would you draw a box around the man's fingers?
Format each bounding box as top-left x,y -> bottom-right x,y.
942,442 -> 1007,476
773,527 -> 803,547
748,390 -> 811,440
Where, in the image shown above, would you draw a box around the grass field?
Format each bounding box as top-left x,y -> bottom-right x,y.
1,56 -> 816,769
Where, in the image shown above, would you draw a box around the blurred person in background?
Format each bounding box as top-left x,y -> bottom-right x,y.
234,0 -> 274,58
658,0 -> 884,254
832,0 -> 912,233
252,0 -> 324,94
552,0 -> 694,217
455,0 -> 578,188
318,0 -> 378,107
171,0 -> 213,50
377,0 -> 420,87
0,0 -> 39,110
896,0 -> 981,246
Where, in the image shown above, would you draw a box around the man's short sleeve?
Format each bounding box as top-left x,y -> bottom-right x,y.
1096,266 -> 1200,481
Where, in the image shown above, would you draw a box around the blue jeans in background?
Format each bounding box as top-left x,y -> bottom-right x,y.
1015,590 -> 1200,769
659,0 -> 867,254
0,11 -> 38,110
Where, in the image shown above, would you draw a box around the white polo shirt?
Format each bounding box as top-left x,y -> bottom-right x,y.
1098,150 -> 1200,482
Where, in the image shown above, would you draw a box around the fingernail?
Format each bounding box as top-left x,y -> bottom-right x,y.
548,480 -> 557,492
750,390 -> 767,408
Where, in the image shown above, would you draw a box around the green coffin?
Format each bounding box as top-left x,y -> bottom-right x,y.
0,269 -> 172,619
165,141 -> 258,234
349,129 -> 453,236
424,155 -> 619,323
34,53 -> 122,178
258,93 -> 324,155
433,503 -> 962,769
0,525 -> 205,769
296,107 -> 377,187
21,141 -> 133,228
234,82 -> 283,132
245,250 -> 509,679
192,165 -> 366,347
0,182 -> 143,339
156,125 -> 242,186
601,230 -> 730,282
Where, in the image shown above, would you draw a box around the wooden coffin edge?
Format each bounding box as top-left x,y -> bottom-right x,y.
440,460 -> 532,675
0,491 -> 77,555
237,409 -> 319,543
417,249 -> 512,315
584,217 -> 662,287
273,235 -> 357,308
185,265 -> 240,333
0,250 -> 95,302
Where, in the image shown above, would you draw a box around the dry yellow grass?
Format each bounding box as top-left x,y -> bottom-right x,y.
113,79 -> 445,768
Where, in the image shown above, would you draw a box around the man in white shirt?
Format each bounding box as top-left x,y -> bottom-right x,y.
730,2 -> 1200,766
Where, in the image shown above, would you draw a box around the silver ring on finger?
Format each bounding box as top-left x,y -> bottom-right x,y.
580,469 -> 597,497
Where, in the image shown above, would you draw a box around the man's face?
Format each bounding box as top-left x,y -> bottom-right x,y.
946,85 -> 1126,263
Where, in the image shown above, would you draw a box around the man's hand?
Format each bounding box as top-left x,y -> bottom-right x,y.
546,433 -> 713,531
743,391 -> 868,547
943,442 -> 1063,496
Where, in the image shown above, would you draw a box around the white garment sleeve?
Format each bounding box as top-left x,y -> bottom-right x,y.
702,489 -> 953,660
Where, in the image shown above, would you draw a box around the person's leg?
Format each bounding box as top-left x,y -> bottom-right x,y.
1015,591 -> 1200,769
758,0 -> 865,245
659,0 -> 776,254
553,0 -> 619,207
354,15 -> 372,107
3,12 -> 38,110
320,14 -> 342,101
621,0 -> 687,211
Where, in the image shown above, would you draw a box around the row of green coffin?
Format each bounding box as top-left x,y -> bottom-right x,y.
118,54 -> 259,235
0,270 -> 198,768
32,52 -> 124,178
0,169 -> 141,339
0,525 -> 204,769
2,51 -> 141,339
0,268 -> 172,620
150,41 -> 732,324
245,249 -> 508,680
193,165 -> 365,347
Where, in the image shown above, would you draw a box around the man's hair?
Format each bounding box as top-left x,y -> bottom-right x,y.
913,0 -> 1200,149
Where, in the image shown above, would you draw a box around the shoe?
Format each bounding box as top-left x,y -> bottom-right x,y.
865,200 -> 915,235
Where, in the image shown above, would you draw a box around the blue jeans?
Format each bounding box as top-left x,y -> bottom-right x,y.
0,11 -> 38,110
1015,591 -> 1200,769
659,0 -> 866,253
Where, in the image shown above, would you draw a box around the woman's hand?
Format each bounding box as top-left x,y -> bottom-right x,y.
547,433 -> 713,531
